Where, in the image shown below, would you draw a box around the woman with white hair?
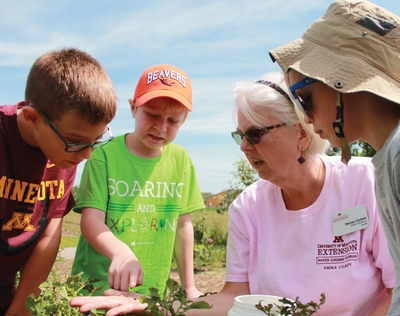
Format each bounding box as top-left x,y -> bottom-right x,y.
226,72 -> 394,315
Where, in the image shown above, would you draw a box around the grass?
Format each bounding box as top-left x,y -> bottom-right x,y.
60,236 -> 80,248
60,208 -> 228,249
60,211 -> 81,249
192,209 -> 229,236
62,210 -> 81,235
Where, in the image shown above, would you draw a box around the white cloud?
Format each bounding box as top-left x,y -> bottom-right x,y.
1,0 -> 399,193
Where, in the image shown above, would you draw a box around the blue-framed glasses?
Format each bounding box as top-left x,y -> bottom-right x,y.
289,77 -> 318,116
231,123 -> 286,145
33,107 -> 114,152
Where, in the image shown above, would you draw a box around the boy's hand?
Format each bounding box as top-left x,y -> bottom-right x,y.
108,254 -> 144,291
185,287 -> 204,299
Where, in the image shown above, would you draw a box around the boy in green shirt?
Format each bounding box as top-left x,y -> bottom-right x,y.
72,64 -> 204,299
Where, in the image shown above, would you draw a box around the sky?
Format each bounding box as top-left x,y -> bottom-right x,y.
1,0 -> 399,194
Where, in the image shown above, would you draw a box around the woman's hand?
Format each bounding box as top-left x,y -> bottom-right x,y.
70,290 -> 145,316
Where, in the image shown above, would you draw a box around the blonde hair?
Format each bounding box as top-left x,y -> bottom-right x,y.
233,71 -> 329,157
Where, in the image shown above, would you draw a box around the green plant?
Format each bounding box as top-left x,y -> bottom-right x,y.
170,211 -> 228,271
193,216 -> 213,270
25,272 -> 102,316
194,243 -> 210,270
141,278 -> 213,315
208,221 -> 228,246
193,216 -> 210,245
218,157 -> 260,213
326,140 -> 376,157
255,293 -> 326,316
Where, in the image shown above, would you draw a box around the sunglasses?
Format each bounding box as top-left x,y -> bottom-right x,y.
289,77 -> 318,116
231,123 -> 286,145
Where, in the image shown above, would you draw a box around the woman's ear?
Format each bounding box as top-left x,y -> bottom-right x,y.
297,123 -> 312,151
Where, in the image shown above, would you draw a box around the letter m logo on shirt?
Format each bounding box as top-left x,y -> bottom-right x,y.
2,212 -> 35,231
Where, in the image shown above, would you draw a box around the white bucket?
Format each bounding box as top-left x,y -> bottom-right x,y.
228,294 -> 290,316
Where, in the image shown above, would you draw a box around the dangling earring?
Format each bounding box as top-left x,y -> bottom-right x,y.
297,149 -> 306,164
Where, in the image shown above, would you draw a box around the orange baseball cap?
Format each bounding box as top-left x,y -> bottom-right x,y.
133,64 -> 193,111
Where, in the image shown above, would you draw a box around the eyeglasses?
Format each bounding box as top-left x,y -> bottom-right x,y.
33,107 -> 114,152
231,123 -> 286,145
289,77 -> 318,116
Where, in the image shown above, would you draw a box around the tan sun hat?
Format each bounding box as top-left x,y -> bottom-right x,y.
269,0 -> 400,105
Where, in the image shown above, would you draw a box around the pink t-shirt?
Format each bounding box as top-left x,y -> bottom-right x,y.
226,155 -> 394,315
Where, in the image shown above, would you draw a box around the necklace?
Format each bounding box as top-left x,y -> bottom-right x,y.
308,159 -> 322,206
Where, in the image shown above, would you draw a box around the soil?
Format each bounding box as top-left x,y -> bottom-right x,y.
169,269 -> 226,294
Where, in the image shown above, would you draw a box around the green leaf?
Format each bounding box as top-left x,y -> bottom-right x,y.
25,271 -> 103,315
186,301 -> 213,309
255,293 -> 326,316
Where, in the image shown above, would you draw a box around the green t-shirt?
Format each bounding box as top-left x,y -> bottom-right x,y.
71,135 -> 205,295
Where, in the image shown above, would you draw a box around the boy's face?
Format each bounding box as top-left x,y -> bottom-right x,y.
288,71 -> 345,149
132,100 -> 186,154
30,108 -> 109,169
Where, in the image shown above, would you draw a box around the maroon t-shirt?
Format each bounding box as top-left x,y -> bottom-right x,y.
0,103 -> 76,309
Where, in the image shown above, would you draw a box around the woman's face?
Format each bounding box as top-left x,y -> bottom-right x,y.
236,108 -> 301,183
287,71 -> 343,149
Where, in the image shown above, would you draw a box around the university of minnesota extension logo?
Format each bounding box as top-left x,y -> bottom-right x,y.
316,238 -> 358,270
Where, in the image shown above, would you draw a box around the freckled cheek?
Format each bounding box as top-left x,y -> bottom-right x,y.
166,125 -> 181,137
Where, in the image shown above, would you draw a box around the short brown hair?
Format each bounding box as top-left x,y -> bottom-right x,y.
25,48 -> 117,125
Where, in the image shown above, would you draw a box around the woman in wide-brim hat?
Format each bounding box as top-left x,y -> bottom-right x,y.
270,1 -> 400,315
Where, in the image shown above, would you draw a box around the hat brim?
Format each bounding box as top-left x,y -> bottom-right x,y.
135,90 -> 193,111
270,37 -> 400,105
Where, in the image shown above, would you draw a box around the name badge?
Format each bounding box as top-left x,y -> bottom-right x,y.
331,204 -> 369,236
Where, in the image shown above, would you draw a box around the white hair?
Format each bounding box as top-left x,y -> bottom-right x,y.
233,71 -> 329,157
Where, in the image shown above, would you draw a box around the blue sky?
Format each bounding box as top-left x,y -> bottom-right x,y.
1,0 -> 399,194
